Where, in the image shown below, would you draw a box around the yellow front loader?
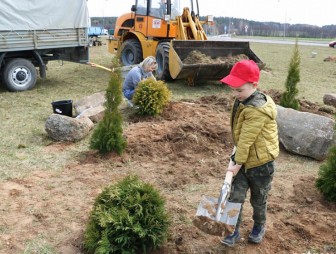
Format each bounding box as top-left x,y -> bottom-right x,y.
108,0 -> 263,84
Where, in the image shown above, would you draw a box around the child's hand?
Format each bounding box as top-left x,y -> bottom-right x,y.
227,163 -> 242,176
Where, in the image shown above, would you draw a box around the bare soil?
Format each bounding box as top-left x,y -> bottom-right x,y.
0,92 -> 335,254
183,50 -> 249,65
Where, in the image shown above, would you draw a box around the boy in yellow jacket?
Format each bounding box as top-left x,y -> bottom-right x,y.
219,60 -> 279,247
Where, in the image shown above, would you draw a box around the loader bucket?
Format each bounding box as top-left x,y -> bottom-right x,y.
168,40 -> 264,84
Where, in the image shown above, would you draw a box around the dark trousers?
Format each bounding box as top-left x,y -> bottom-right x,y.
229,161 -> 275,230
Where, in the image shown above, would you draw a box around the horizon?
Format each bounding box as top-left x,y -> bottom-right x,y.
89,15 -> 335,28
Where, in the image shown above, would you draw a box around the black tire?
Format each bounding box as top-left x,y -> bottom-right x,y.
120,39 -> 143,66
155,42 -> 172,81
1,58 -> 37,92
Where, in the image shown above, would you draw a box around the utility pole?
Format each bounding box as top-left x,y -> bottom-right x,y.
283,10 -> 287,40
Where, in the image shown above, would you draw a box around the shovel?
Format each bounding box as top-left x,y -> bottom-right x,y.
193,170 -> 242,237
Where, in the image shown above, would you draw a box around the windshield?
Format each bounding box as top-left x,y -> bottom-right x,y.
135,0 -> 199,19
172,0 -> 198,16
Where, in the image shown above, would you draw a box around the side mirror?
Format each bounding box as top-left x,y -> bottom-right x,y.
131,5 -> 136,12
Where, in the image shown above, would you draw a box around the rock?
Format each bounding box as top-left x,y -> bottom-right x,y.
77,105 -> 105,123
45,114 -> 94,141
276,105 -> 335,161
306,197 -> 313,204
323,93 -> 336,107
73,91 -> 106,115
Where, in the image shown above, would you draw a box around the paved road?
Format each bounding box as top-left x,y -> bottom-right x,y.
210,36 -> 329,47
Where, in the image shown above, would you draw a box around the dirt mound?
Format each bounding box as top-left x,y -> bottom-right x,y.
183,50 -> 249,65
323,56 -> 336,62
126,101 -> 232,159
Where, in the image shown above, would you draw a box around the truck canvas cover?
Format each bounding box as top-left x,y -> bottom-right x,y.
0,0 -> 89,31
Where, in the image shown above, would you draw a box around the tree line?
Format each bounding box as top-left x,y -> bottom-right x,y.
91,16 -> 336,39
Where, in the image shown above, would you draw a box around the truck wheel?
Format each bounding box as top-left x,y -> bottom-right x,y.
121,39 -> 143,66
2,58 -> 37,92
156,42 -> 172,81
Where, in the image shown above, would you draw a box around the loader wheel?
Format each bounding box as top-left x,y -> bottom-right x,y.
121,39 -> 143,66
156,42 -> 172,81
1,58 -> 37,92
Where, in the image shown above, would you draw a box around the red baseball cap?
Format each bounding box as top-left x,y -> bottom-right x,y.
220,60 -> 260,88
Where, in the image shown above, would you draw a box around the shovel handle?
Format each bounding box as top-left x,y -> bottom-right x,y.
224,171 -> 233,184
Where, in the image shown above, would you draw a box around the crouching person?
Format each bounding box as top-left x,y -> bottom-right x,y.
122,56 -> 158,106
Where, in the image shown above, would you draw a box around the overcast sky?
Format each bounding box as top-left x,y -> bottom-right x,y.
87,0 -> 335,27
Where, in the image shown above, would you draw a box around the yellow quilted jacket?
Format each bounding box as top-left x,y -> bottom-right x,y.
231,94 -> 279,169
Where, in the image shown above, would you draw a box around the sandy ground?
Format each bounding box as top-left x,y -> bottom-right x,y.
0,93 -> 335,254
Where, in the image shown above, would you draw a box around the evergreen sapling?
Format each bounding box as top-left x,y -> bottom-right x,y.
90,57 -> 126,154
280,38 -> 301,110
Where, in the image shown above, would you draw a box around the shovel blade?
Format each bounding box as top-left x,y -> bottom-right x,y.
193,195 -> 242,236
196,195 -> 241,225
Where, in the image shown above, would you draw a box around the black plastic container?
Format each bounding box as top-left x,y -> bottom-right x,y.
51,100 -> 73,117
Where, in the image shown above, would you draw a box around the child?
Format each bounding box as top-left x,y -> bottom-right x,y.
219,60 -> 279,247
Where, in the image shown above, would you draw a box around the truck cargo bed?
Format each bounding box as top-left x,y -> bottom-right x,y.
0,28 -> 88,52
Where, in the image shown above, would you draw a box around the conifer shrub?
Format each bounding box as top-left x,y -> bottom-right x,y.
132,78 -> 171,116
315,145 -> 336,202
280,38 -> 300,110
84,175 -> 170,254
90,57 -> 126,154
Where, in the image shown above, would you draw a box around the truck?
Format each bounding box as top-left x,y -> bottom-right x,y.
88,26 -> 108,46
108,0 -> 263,85
0,0 -> 90,92
88,27 -> 108,37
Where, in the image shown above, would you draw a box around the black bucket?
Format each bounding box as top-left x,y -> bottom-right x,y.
51,100 -> 73,117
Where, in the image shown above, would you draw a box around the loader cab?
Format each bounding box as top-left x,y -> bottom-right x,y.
133,0 -> 200,38
133,0 -> 164,19
133,0 -> 199,20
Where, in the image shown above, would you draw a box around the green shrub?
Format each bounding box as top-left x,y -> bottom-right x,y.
84,175 -> 170,254
315,145 -> 336,202
280,38 -> 300,110
133,78 -> 171,116
90,57 -> 127,154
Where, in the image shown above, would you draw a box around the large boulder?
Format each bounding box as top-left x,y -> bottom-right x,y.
45,114 -> 94,141
276,105 -> 335,160
77,105 -> 105,123
73,91 -> 106,115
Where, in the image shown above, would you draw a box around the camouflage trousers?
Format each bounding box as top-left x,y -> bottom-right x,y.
229,161 -> 275,229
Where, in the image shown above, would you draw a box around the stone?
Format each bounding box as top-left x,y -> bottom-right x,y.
76,105 -> 105,123
45,114 -> 94,142
276,105 -> 335,161
73,91 -> 105,116
323,93 -> 336,107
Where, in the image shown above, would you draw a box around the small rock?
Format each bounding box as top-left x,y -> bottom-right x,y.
323,93 -> 336,107
306,197 -> 313,204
